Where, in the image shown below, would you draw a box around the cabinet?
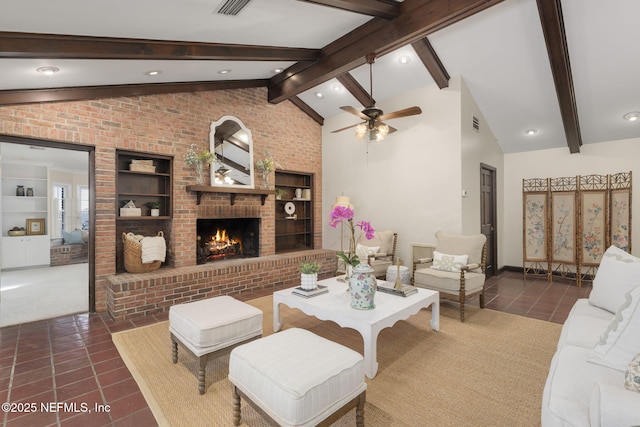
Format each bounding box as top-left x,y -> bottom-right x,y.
274,171 -> 314,253
1,235 -> 50,269
116,150 -> 173,219
1,162 -> 49,237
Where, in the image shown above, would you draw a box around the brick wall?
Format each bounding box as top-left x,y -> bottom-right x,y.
0,88 -> 323,313
107,249 -> 337,320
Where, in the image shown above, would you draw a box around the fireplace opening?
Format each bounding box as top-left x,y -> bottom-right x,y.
197,218 -> 259,263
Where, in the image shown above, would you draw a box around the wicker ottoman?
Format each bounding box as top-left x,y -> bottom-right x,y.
169,296 -> 263,395
229,328 -> 366,427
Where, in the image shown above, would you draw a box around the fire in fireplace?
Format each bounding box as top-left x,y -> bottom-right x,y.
197,218 -> 259,263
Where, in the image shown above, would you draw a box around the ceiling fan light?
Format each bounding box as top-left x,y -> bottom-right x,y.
376,123 -> 389,140
355,123 -> 367,140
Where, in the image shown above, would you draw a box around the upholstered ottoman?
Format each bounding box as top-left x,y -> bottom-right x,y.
229,328 -> 366,427
169,296 -> 262,395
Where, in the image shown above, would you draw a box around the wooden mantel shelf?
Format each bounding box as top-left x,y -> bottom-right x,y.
186,185 -> 273,205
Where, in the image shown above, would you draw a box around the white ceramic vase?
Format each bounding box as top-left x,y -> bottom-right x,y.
349,263 -> 376,310
300,273 -> 318,290
151,209 -> 160,217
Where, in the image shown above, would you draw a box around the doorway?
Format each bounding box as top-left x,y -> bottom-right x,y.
0,137 -> 94,327
480,163 -> 497,277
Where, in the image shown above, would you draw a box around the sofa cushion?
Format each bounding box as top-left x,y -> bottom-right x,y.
62,229 -> 84,245
414,267 -> 484,293
589,245 -> 640,313
542,345 -> 624,427
589,287 -> 640,372
558,299 -> 614,349
626,353 -> 640,393
359,230 -> 394,256
590,382 -> 640,427
435,231 -> 485,265
431,251 -> 468,272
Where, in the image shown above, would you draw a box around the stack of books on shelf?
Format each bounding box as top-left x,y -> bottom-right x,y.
377,281 -> 418,297
292,285 -> 329,298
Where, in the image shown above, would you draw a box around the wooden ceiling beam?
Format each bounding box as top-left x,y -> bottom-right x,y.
536,0 -> 582,153
296,0 -> 400,19
289,96 -> 325,125
0,80 -> 268,106
336,73 -> 374,107
411,38 -> 450,89
268,0 -> 505,103
0,32 -> 320,61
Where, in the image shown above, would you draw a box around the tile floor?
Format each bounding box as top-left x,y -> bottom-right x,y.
0,270 -> 591,426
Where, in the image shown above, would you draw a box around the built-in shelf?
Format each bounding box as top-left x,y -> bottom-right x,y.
186,185 -> 273,205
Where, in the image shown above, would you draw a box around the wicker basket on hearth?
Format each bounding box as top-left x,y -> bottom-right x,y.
122,231 -> 163,273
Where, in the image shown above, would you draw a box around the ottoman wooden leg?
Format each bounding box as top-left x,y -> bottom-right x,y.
171,339 -> 178,364
232,385 -> 241,426
197,356 -> 207,395
356,391 -> 366,427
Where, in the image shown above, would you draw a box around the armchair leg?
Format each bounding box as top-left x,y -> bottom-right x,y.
480,292 -> 485,309
459,297 -> 465,322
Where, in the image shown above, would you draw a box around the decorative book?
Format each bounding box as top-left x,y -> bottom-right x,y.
377,282 -> 418,297
292,285 -> 329,298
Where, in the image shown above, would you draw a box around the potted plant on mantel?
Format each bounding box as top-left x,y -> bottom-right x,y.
299,260 -> 320,290
145,201 -> 160,217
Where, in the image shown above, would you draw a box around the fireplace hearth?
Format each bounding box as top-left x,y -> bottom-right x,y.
197,218 -> 259,263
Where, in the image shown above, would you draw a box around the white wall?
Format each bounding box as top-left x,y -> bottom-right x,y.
503,137 -> 640,266
460,78 -> 504,237
322,76 -> 502,265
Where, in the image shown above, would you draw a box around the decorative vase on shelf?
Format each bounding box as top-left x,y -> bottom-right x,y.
261,170 -> 270,189
195,161 -> 205,185
16,185 -> 24,196
150,209 -> 160,217
349,263 -> 377,310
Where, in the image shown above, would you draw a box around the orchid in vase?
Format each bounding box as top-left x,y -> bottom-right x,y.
329,205 -> 375,274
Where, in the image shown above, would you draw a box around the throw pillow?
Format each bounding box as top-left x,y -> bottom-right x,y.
431,251 -> 468,272
626,353 -> 640,393
589,245 -> 640,313
62,230 -> 84,245
356,243 -> 379,264
588,287 -> 640,372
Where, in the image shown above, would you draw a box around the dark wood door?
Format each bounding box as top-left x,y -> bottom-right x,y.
480,164 -> 497,277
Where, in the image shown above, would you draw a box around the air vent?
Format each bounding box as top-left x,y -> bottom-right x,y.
472,115 -> 480,133
215,0 -> 251,16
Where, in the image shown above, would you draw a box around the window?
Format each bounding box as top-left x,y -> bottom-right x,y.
79,185 -> 89,230
52,185 -> 68,238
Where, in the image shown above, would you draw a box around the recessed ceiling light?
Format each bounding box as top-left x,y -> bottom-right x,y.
272,68 -> 283,74
144,70 -> 161,76
525,129 -> 538,136
398,55 -> 411,64
315,92 -> 324,99
623,111 -> 640,122
218,69 -> 232,74
331,84 -> 342,92
36,66 -> 59,76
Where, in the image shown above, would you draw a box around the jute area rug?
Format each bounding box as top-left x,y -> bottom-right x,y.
112,296 -> 561,427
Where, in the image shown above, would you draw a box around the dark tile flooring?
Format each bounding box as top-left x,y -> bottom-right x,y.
0,270 -> 591,426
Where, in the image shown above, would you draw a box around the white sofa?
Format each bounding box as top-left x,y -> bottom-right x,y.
541,246 -> 640,427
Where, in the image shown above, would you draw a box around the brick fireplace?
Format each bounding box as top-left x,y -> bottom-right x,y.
196,217 -> 260,263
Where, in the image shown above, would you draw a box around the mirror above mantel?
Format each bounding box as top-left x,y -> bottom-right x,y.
209,115 -> 254,188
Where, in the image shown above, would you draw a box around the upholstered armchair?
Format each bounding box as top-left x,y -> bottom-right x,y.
411,231 -> 487,322
356,231 -> 397,279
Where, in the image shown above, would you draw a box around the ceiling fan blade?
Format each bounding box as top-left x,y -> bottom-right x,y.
378,106 -> 422,121
340,106 -> 370,120
331,123 -> 361,133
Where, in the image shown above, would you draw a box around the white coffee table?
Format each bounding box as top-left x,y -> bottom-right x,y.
273,277 -> 439,379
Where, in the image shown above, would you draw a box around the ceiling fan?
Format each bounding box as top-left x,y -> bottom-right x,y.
331,53 -> 422,141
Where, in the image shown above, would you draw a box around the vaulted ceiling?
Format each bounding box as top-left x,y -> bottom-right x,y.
0,0 -> 638,154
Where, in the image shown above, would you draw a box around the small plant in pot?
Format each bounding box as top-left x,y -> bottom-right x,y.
299,260 -> 320,290
145,201 -> 160,217
274,187 -> 286,200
